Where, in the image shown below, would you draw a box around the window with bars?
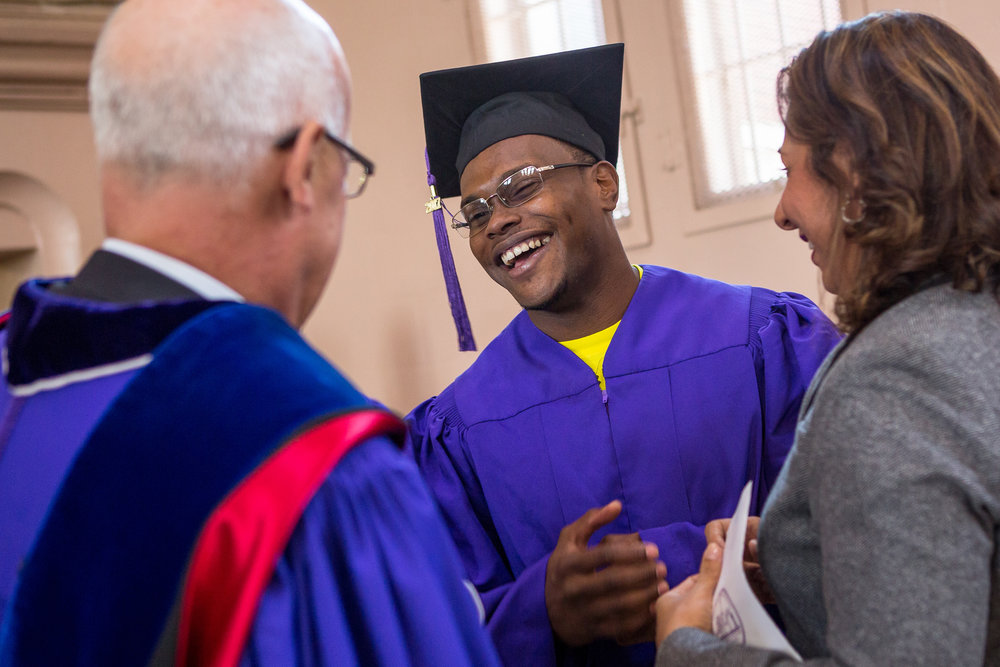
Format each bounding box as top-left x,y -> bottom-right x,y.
673,0 -> 843,207
471,0 -> 641,236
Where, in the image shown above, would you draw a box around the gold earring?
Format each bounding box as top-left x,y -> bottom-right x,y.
841,196 -> 866,224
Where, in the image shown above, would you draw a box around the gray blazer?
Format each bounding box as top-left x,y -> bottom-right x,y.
658,284 -> 1000,666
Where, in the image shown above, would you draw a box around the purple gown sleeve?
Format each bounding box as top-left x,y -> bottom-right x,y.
406,401 -> 561,666
753,292 -> 842,502
636,291 -> 841,576
238,436 -> 501,667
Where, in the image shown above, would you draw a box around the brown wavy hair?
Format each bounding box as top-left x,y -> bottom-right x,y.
778,11 -> 1000,332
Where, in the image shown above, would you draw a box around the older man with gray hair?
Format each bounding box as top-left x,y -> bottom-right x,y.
0,1 -> 500,665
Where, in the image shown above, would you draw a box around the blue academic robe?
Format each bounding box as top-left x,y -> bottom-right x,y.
406,265 -> 842,666
0,278 -> 499,666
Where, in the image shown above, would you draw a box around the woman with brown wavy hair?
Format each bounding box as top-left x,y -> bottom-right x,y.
653,11 -> 1000,666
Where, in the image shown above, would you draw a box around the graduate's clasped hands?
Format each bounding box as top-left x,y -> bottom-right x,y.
545,500 -> 668,647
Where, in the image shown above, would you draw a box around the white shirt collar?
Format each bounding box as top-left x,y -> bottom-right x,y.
100,238 -> 245,302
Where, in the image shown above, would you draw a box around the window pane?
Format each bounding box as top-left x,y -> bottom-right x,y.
679,0 -> 842,206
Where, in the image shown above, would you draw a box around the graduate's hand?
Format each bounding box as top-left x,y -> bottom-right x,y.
654,541 -> 721,645
596,532 -> 659,645
705,517 -> 773,604
597,531 -> 642,546
545,500 -> 667,647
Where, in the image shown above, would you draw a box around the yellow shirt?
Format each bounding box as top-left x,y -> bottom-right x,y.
559,266 -> 642,391
560,321 -> 619,391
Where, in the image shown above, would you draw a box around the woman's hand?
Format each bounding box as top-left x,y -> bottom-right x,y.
705,516 -> 774,605
654,541 -> 722,645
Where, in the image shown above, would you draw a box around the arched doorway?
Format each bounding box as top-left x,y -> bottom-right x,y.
0,171 -> 82,309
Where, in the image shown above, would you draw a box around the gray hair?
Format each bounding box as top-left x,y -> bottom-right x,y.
89,0 -> 349,189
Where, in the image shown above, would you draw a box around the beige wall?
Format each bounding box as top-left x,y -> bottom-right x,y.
1,0 -> 998,413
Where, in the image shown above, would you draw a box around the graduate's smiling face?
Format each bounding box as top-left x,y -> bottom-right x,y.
460,134 -> 619,312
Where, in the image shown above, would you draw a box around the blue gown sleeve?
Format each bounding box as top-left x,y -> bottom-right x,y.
238,436 -> 501,667
406,399 -> 558,667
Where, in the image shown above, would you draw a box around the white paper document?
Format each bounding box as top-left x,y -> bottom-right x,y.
712,481 -> 802,660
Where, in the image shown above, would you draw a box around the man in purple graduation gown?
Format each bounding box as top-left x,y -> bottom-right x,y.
0,1 -> 499,665
408,45 -> 842,666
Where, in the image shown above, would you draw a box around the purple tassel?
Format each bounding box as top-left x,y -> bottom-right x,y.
426,150 -> 476,351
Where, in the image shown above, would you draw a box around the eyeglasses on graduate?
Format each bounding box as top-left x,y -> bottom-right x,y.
452,162 -> 594,238
274,127 -> 375,199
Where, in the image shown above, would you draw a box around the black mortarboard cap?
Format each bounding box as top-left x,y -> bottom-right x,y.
421,43 -> 624,198
418,44 -> 624,352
